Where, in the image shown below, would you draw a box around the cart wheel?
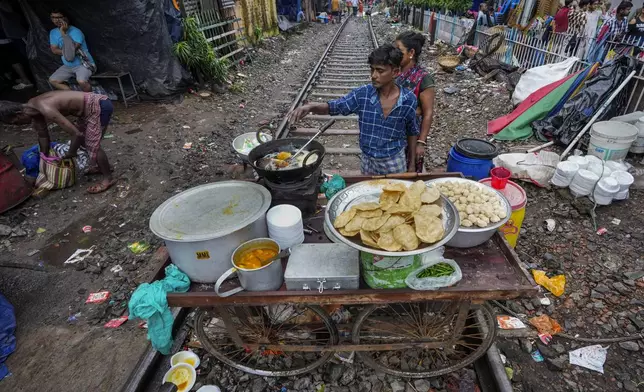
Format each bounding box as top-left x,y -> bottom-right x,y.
351,302 -> 496,378
195,305 -> 338,376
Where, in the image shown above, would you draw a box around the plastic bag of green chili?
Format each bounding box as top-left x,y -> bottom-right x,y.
405,257 -> 462,291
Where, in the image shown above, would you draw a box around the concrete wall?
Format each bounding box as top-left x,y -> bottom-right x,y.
234,0 -> 279,43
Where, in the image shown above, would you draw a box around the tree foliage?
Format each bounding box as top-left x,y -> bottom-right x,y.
403,0 -> 472,12
173,17 -> 229,85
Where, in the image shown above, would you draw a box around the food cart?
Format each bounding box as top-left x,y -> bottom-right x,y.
163,173 -> 538,378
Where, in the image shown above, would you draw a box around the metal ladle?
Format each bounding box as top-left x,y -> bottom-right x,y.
287,119 -> 335,164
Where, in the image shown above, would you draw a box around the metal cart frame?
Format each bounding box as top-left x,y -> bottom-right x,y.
165,173 -> 538,378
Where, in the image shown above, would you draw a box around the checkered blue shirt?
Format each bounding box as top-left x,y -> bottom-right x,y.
605,16 -> 628,38
328,84 -> 419,159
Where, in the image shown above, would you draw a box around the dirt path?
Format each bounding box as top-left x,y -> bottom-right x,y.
0,22 -> 340,391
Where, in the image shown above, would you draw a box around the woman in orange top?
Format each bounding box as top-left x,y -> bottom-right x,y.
358,0 -> 364,16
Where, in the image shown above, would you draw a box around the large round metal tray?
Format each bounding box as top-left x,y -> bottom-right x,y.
324,179 -> 460,257
424,178 -> 512,233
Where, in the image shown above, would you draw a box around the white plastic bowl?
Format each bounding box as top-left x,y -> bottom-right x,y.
267,204 -> 302,228
171,350 -> 200,368
163,363 -> 196,392
611,170 -> 634,191
197,386 -> 222,392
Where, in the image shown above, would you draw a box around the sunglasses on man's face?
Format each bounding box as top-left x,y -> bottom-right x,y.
51,15 -> 64,20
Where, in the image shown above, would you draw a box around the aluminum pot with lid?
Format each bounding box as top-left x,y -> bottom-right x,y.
149,181 -> 272,283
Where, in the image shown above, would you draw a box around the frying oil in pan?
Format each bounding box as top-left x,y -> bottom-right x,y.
256,145 -> 319,171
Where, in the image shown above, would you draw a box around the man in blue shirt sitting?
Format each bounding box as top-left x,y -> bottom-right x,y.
48,10 -> 95,92
288,44 -> 419,175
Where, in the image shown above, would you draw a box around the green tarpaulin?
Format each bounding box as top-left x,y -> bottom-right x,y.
494,76 -> 580,141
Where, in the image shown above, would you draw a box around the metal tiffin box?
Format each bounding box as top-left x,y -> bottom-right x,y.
284,243 -> 360,292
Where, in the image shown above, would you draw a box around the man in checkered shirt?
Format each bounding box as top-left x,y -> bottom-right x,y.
605,1 -> 632,40
288,44 -> 419,175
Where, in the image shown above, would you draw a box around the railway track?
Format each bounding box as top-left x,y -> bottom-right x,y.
276,16 -> 380,174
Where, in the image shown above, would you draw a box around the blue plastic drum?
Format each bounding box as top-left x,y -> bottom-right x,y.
446,139 -> 499,180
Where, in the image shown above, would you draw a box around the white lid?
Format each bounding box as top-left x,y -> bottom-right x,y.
557,161 -> 579,173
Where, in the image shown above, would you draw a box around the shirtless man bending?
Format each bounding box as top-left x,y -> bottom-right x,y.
0,91 -> 115,193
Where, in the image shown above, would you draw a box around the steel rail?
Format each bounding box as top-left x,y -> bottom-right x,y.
275,17 -> 351,139
275,15 -> 380,139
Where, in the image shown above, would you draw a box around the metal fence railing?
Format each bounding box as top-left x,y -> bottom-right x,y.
474,26 -> 644,112
398,7 -> 644,113
435,12 -> 472,46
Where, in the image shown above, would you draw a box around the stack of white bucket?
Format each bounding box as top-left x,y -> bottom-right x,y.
551,155 -> 634,205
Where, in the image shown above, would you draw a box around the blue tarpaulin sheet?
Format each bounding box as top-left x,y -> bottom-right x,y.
0,293 -> 16,381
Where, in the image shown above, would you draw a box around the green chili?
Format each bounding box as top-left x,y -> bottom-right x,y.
417,263 -> 455,278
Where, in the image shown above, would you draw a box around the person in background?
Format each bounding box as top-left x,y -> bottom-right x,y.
605,1 -> 632,40
288,45 -> 419,175
352,0 -> 359,16
583,0 -> 603,58
487,3 -> 497,26
627,6 -> 644,52
585,0 -> 603,39
48,9 -> 95,92
0,2 -> 33,90
0,91 -> 116,193
330,0 -> 341,23
567,0 -> 588,55
359,0 -> 364,17
395,31 -> 435,173
555,0 -> 574,33
477,3 -> 493,28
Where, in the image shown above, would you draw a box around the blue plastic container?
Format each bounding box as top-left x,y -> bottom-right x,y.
447,147 -> 494,180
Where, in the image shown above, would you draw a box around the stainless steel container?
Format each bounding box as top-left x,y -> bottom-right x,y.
425,178 -> 512,248
284,243 -> 359,291
215,238 -> 284,297
149,181 -> 272,283
324,179 -> 459,257
231,131 -> 271,162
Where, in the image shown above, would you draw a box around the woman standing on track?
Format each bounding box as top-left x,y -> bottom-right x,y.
395,31 -> 436,173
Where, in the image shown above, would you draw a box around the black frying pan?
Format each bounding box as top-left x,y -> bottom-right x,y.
248,138 -> 326,183
248,120 -> 336,183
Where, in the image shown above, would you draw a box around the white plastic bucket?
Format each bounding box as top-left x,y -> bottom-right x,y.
587,121 -> 638,161
631,116 -> 644,154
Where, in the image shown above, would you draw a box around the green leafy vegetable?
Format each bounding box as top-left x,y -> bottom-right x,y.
417,262 -> 455,278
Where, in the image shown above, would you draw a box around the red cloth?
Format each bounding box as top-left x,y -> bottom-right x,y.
554,7 -> 570,33
77,93 -> 108,161
487,73 -> 576,135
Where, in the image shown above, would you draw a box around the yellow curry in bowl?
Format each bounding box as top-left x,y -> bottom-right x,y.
235,248 -> 278,270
